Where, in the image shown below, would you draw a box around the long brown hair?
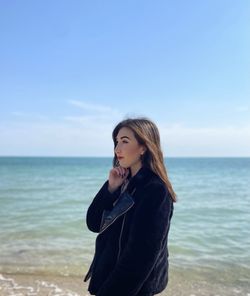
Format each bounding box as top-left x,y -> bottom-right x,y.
112,117 -> 177,202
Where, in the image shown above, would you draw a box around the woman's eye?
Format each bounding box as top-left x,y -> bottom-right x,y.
115,141 -> 128,145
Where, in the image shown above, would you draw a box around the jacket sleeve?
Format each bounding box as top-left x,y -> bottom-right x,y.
86,181 -> 122,233
96,182 -> 173,296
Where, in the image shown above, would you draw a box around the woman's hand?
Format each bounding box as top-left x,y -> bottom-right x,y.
108,166 -> 129,193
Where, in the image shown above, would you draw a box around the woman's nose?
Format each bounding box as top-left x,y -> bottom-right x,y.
114,143 -> 121,153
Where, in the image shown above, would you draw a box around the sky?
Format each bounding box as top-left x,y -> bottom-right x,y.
0,0 -> 249,157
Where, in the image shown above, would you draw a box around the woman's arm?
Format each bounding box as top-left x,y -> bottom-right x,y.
96,182 -> 173,296
86,181 -> 121,233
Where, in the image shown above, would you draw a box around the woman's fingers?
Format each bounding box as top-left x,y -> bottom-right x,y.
113,166 -> 127,178
111,167 -> 122,179
119,167 -> 128,178
124,169 -> 129,177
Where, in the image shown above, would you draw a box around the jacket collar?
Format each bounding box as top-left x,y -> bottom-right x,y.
127,166 -> 154,193
99,190 -> 135,234
99,167 -> 154,234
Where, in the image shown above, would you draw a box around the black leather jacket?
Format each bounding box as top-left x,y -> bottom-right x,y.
84,166 -> 174,296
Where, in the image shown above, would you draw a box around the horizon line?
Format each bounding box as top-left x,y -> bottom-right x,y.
0,155 -> 249,158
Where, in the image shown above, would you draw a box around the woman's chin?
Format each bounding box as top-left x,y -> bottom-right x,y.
119,164 -> 128,168
118,162 -> 129,169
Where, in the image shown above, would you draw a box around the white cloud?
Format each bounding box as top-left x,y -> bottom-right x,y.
159,123 -> 250,156
1,118 -> 250,156
1,102 -> 250,156
69,99 -> 121,116
64,114 -> 118,126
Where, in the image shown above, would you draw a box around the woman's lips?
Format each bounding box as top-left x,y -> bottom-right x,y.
118,157 -> 124,160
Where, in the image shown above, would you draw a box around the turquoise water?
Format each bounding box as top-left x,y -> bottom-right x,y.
0,157 -> 249,288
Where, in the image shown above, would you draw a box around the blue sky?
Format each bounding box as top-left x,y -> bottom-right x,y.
0,0 -> 249,156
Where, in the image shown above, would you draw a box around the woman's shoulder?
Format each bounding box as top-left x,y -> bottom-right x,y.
144,173 -> 168,196
128,167 -> 170,201
136,175 -> 172,215
144,171 -> 167,190
137,170 -> 170,202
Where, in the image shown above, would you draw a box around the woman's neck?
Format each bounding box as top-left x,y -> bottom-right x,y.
130,163 -> 142,177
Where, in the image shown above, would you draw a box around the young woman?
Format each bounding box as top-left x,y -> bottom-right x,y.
84,117 -> 176,296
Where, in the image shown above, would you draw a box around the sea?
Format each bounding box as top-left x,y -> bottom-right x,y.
0,157 -> 249,295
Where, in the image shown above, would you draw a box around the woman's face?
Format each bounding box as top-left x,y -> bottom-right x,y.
114,127 -> 145,172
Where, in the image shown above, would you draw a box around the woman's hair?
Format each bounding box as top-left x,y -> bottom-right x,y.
112,117 -> 177,202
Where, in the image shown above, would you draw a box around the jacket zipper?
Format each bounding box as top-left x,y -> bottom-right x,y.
117,212 -> 126,262
99,201 -> 134,234
116,188 -> 136,263
99,187 -> 136,234
84,188 -> 136,282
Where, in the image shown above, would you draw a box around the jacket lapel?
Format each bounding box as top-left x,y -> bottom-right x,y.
99,190 -> 135,233
99,167 -> 154,234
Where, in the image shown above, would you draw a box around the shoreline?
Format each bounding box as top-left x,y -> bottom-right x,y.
1,271 -> 249,296
0,273 -> 88,296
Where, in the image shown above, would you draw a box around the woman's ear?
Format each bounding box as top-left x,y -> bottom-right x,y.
141,146 -> 147,155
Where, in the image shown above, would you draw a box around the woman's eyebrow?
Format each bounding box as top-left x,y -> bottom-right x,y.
116,136 -> 130,140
